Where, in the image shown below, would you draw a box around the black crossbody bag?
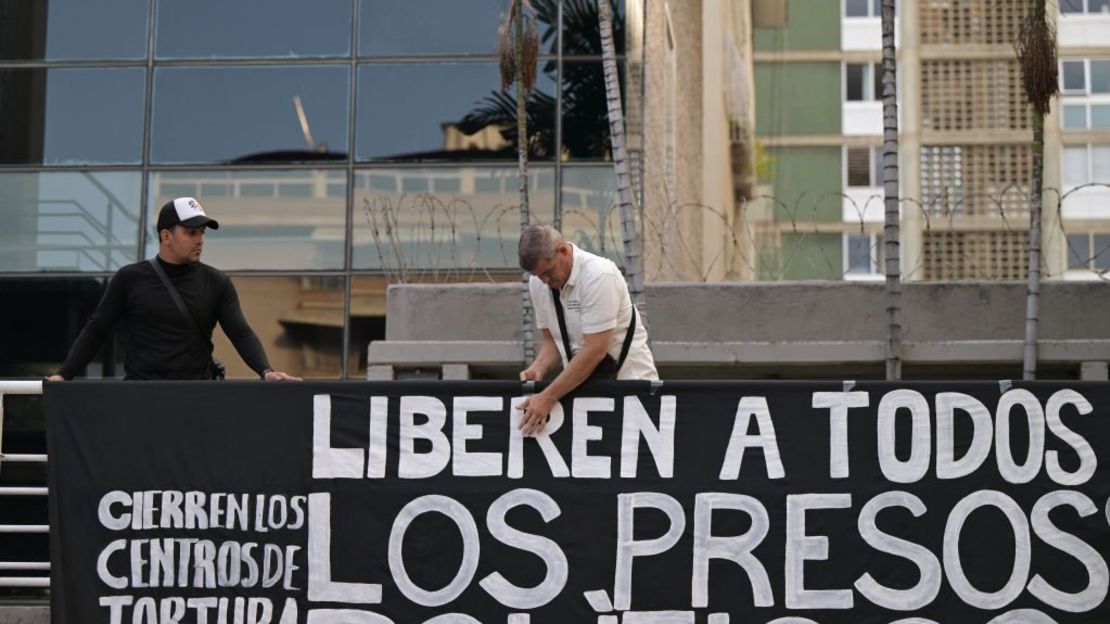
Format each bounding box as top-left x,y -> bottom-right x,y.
551,287 -> 636,380
148,258 -> 226,380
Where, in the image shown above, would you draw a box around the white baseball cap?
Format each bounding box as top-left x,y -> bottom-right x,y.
157,197 -> 220,231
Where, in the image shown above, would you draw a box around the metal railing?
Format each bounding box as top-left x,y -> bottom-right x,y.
0,381 -> 49,589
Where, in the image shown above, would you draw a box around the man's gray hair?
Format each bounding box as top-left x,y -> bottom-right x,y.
518,224 -> 565,272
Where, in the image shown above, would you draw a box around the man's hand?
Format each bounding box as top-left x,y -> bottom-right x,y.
519,364 -> 547,382
263,370 -> 302,381
516,392 -> 557,436
45,374 -> 64,382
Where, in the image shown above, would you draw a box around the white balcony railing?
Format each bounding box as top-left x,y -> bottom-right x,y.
0,380 -> 49,589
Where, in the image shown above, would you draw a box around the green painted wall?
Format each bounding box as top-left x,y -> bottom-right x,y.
757,233 -> 843,280
755,62 -> 840,136
753,0 -> 840,51
766,146 -> 842,222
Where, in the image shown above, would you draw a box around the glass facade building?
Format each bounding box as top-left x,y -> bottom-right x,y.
0,0 -> 636,379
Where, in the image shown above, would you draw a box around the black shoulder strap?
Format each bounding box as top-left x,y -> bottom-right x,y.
550,288 -> 574,361
551,287 -> 638,371
148,258 -> 207,343
617,305 -> 638,370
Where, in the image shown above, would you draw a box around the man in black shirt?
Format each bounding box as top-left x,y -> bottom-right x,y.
48,197 -> 300,381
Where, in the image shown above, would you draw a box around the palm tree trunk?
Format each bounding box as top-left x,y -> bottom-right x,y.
1014,0 -> 1058,380
515,0 -> 536,363
1017,0 -> 1055,381
1025,113 -> 1043,380
881,0 -> 901,380
597,0 -> 646,321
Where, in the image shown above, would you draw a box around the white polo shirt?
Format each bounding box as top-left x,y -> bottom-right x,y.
529,244 -> 658,380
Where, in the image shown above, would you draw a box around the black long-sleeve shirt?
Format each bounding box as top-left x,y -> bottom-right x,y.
56,258 -> 271,380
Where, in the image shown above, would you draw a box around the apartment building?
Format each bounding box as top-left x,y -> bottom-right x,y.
752,0 -> 1110,282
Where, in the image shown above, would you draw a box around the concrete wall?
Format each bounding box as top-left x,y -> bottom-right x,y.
386,281 -> 1110,343
0,606 -> 48,624
377,281 -> 1110,379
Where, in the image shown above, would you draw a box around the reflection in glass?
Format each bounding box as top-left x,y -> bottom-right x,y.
559,0 -> 626,56
0,0 -> 147,60
0,68 -> 145,165
156,0 -> 351,58
561,166 -> 623,262
357,63 -> 556,161
152,66 -> 349,164
147,170 -> 346,270
359,0 -> 505,56
0,172 -> 141,272
562,61 -> 626,159
352,166 -> 555,270
213,276 -> 344,379
348,275 -> 388,377
0,278 -> 124,378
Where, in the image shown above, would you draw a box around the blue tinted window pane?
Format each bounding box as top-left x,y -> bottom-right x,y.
356,63 -> 555,161
562,166 -> 623,263
1060,0 -> 1085,12
147,170 -> 346,270
156,0 -> 351,58
1092,104 -> 1110,128
359,0 -> 504,56
1091,0 -> 1110,13
845,0 -> 870,17
1067,233 -> 1088,269
1062,61 -> 1086,91
0,172 -> 141,272
1094,234 -> 1110,270
353,166 -> 555,269
45,68 -> 146,164
0,0 -> 147,60
1063,104 -> 1088,129
152,66 -> 349,164
0,68 -> 146,165
847,234 -> 873,274
1091,60 -> 1110,93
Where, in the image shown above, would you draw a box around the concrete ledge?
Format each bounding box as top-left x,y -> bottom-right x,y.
654,341 -> 884,364
368,339 -> 1110,369
368,341 -> 522,367
905,339 -> 1110,363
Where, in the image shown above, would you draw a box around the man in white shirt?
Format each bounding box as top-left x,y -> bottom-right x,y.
516,224 -> 657,435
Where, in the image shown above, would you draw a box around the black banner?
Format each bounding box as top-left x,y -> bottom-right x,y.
47,381 -> 1110,623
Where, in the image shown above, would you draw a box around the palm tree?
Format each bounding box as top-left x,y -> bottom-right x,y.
460,0 -> 622,161
597,0 -> 646,316
1015,0 -> 1058,380
498,0 -> 540,362
881,0 -> 901,380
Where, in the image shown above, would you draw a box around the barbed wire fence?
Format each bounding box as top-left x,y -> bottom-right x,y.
361,183 -> 1110,284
